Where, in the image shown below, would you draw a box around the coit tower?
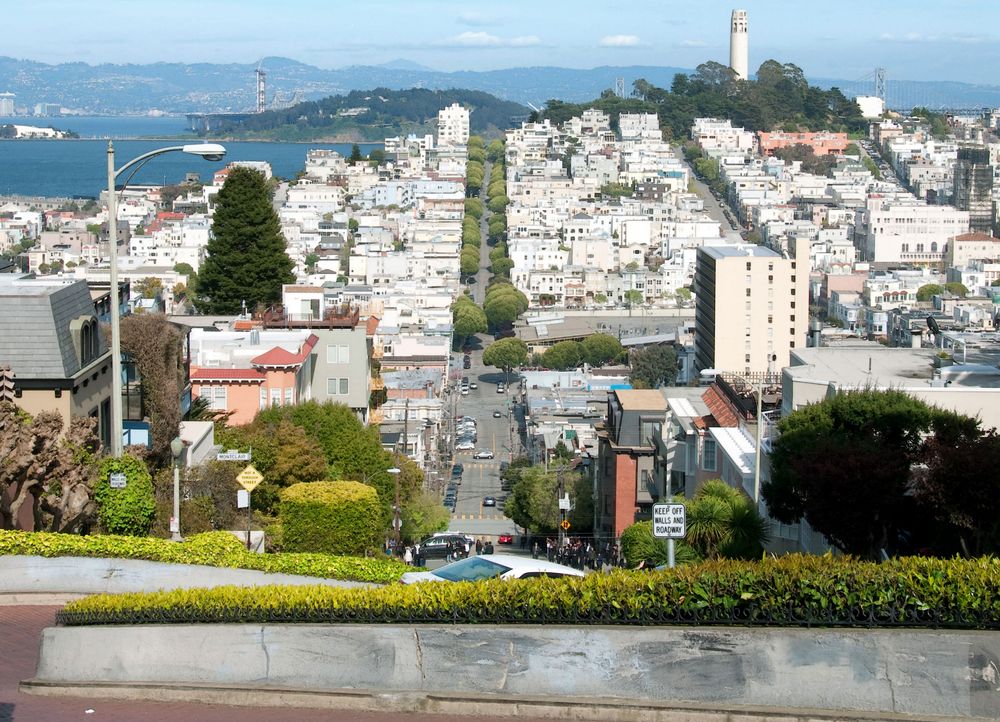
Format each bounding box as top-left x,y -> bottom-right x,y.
729,9 -> 749,81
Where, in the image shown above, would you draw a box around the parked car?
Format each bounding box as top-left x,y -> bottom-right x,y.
451,463 -> 464,478
461,387 -> 469,396
497,534 -> 514,544
499,461 -> 509,476
463,359 -> 472,369
474,449 -> 494,459
400,554 -> 585,584
456,440 -> 475,450
496,385 -> 505,394
469,382 -> 478,390
482,496 -> 496,507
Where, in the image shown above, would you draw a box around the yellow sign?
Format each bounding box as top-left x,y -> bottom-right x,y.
236,464 -> 264,492
560,519 -> 571,531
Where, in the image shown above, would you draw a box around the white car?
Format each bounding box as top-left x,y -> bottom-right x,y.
474,449 -> 494,459
469,382 -> 478,390
400,554 -> 585,584
456,440 -> 475,450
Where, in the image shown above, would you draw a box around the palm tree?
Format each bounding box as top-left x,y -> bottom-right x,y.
687,480 -> 769,560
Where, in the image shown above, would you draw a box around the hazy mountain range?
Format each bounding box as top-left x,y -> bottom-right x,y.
1,56 -> 998,116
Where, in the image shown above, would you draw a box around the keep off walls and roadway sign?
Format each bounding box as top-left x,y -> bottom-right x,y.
652,503 -> 686,568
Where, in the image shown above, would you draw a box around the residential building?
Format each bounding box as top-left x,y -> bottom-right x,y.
953,146 -> 994,235
757,131 -> 850,157
859,196 -> 969,267
437,103 -> 470,147
945,231 -> 1000,268
0,275 -> 112,446
595,389 -> 668,538
694,238 -> 808,375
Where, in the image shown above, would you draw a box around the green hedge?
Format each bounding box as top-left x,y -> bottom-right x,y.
0,529 -> 410,585
279,481 -> 382,555
58,555 -> 1000,628
94,454 -> 156,536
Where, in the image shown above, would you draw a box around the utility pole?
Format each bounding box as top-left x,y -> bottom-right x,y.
402,398 -> 410,462
557,466 -> 565,549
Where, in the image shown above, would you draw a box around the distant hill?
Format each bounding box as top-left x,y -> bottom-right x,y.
200,87 -> 531,142
0,56 -> 997,115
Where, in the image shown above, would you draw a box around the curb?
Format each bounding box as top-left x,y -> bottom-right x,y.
19,680 -> 982,722
0,593 -> 85,606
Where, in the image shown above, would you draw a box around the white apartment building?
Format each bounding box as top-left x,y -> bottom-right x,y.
437,103 -> 470,147
694,238 -> 809,375
860,196 -> 970,267
691,118 -> 755,156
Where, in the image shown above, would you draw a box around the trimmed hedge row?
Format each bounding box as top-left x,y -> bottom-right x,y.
59,554 -> 1000,628
0,529 -> 410,585
280,481 -> 382,555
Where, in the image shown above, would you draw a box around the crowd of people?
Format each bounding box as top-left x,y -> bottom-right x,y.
388,535 -> 627,571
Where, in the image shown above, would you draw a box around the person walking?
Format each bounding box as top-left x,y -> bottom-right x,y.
403,546 -> 413,565
475,538 -> 483,555
532,541 -> 539,560
413,542 -> 422,567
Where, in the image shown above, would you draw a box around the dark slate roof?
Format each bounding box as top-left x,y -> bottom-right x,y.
0,275 -> 103,379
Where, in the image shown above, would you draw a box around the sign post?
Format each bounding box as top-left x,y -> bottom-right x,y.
651,503 -> 686,568
236,464 -> 263,551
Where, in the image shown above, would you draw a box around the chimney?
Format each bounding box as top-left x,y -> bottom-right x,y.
809,319 -> 822,348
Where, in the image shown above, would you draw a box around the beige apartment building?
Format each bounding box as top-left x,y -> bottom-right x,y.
694,239 -> 808,375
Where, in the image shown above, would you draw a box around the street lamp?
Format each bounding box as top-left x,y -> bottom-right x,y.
700,368 -> 763,505
106,142 -> 226,456
169,436 -> 185,541
387,467 -> 402,554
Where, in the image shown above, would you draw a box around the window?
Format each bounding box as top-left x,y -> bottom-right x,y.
270,387 -> 282,407
340,378 -> 349,395
285,387 -> 294,405
702,438 -> 717,472
746,262 -> 752,271
745,354 -> 751,363
746,288 -> 751,297
207,385 -> 227,411
259,387 -> 267,409
327,345 -> 350,364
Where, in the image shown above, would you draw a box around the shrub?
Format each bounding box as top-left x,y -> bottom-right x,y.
620,520 -> 698,567
0,528 -> 410,584
58,555 -> 1000,629
280,481 -> 382,555
94,454 -> 156,536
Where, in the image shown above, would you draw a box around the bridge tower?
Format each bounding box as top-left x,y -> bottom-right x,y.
255,62 -> 266,114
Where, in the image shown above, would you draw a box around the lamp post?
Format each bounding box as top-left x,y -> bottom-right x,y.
700,369 -> 764,505
387,467 -> 402,554
169,436 -> 185,541
106,142 -> 226,456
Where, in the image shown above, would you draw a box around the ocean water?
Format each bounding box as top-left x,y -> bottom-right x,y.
0,116 -> 381,198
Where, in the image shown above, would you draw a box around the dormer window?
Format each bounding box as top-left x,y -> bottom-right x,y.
70,315 -> 101,367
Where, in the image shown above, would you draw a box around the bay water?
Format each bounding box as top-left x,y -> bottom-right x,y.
0,116 -> 381,198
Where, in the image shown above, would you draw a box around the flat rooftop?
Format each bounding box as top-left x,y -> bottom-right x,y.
615,389 -> 668,411
789,346 -> 1000,389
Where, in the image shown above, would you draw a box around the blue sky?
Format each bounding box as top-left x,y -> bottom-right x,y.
8,0 -> 1000,84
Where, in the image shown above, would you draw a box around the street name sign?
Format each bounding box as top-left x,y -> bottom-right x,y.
652,503 -> 686,539
217,450 -> 252,462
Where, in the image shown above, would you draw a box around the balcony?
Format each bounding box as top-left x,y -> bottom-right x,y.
259,305 -> 359,329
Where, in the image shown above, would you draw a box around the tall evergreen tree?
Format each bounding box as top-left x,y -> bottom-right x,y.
196,167 -> 294,314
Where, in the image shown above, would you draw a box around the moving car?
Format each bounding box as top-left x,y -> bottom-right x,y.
496,385 -> 505,394
482,496 -> 496,507
400,554 -> 585,584
497,534 -> 513,544
493,410 -> 502,418
474,449 -> 494,459
418,534 -> 469,560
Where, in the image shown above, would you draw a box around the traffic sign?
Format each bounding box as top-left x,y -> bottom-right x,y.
560,519 -> 571,531
236,464 -> 264,492
652,503 -> 686,539
109,472 -> 127,489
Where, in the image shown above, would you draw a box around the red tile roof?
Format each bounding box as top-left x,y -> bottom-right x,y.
702,386 -> 739,428
953,232 -> 1000,242
250,333 -> 319,367
191,368 -> 264,382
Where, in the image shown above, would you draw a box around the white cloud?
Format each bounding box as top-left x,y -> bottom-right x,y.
599,34 -> 642,47
442,32 -> 540,48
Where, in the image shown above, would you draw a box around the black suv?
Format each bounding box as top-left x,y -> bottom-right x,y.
419,535 -> 468,559
451,463 -> 464,478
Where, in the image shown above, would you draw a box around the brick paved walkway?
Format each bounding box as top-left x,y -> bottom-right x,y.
0,606 -> 550,722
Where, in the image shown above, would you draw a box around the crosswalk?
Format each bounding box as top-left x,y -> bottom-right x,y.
452,513 -> 506,520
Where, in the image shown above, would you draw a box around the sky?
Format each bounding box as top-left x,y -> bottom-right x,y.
7,0 -> 1000,84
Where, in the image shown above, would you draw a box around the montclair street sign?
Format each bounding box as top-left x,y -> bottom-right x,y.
217,450 -> 252,462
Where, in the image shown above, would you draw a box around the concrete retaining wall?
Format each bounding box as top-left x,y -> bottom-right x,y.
27,624 -> 1000,719
0,556 -> 371,595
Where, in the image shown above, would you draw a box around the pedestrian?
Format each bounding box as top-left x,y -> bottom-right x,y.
403,546 -> 413,565
446,540 -> 455,562
463,538 -> 471,558
413,542 -> 422,567
532,541 -> 539,560
483,539 -> 495,555
475,538 -> 483,555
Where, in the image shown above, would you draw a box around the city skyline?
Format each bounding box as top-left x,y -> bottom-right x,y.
4,0 -> 1000,85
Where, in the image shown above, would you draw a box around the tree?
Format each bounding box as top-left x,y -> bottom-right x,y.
0,403 -> 100,532
945,282 -> 969,298
629,345 -> 678,388
490,257 -> 514,277
453,300 -> 487,339
367,148 -> 385,166
686,480 -> 768,559
464,198 -> 484,219
593,293 -> 608,304
581,333 -> 623,366
763,389 -> 967,559
483,337 -> 528,387
120,314 -> 184,464
623,289 -> 644,309
460,248 -> 480,276
134,276 -> 163,299
542,340 -> 582,370
486,139 -> 505,163
348,144 -> 363,164
401,491 -> 450,543
196,167 -> 294,314
916,284 -> 944,301
504,464 -> 581,533
487,195 -> 509,213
